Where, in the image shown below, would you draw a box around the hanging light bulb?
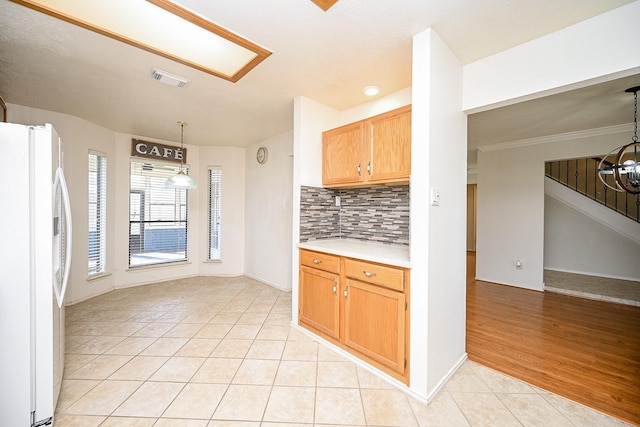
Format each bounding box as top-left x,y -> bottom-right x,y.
165,121 -> 197,189
597,86 -> 640,194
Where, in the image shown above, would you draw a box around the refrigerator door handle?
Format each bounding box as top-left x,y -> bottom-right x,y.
53,167 -> 72,308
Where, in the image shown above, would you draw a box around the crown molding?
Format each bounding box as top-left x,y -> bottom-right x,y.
477,123 -> 630,152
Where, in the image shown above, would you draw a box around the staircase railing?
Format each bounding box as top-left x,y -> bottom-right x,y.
545,157 -> 639,223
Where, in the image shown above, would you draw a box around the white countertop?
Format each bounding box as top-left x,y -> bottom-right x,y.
298,239 -> 411,268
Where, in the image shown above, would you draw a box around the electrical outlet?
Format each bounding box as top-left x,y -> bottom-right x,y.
335,196 -> 341,207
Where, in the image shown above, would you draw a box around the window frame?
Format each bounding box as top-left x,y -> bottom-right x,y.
128,159 -> 191,268
88,150 -> 107,277
208,166 -> 222,261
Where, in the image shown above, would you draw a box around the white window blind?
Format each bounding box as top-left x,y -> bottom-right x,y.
88,151 -> 107,276
208,167 -> 222,260
129,160 -> 189,267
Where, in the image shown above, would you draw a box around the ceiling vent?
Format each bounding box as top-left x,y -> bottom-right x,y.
151,68 -> 189,88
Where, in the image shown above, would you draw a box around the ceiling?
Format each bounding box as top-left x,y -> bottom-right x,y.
0,0 -> 637,150
468,73 -> 640,165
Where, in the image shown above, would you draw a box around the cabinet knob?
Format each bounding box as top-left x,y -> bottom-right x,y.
363,270 -> 376,277
367,162 -> 371,175
357,163 -> 361,176
343,286 -> 348,297
333,284 -> 337,294
313,259 -> 322,264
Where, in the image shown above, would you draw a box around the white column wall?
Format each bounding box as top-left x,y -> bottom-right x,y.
411,29 -> 467,399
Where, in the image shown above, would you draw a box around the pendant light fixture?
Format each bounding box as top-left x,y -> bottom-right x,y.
597,86 -> 640,194
165,121 -> 197,189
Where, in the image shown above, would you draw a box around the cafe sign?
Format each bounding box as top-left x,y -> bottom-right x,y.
131,139 -> 186,163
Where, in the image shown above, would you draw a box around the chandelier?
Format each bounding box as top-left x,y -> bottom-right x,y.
165,121 -> 197,189
598,86 -> 640,194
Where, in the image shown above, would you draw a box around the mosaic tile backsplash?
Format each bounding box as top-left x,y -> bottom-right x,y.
300,185 -> 410,246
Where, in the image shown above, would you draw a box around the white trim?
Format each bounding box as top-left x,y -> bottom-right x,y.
128,155 -> 192,169
426,353 -> 468,401
86,272 -> 111,282
126,261 -> 192,272
477,123 -> 630,152
243,273 -> 291,292
88,148 -> 108,157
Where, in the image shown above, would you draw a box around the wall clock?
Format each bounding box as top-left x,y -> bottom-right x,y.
256,146 -> 268,164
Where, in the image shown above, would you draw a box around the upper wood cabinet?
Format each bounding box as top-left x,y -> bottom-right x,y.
322,105 -> 411,187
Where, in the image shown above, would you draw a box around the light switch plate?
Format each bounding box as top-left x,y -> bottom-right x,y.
430,187 -> 440,206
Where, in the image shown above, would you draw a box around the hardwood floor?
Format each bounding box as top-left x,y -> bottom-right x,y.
466,252 -> 640,426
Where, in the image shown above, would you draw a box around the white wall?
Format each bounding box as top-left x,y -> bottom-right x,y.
245,131 -> 294,290
411,29 -> 467,399
463,1 -> 640,112
476,146 -> 545,290
467,2 -> 640,292
8,103 -> 251,304
198,146 -> 246,277
112,132 -> 208,290
476,128 -> 634,290
7,103 -> 117,303
544,185 -> 640,282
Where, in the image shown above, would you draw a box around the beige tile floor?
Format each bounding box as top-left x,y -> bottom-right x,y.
545,269 -> 640,307
55,276 -> 632,426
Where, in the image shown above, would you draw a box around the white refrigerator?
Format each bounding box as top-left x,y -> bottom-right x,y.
0,123 -> 72,426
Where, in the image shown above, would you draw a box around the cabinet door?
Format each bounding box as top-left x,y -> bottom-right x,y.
368,105 -> 411,183
343,278 -> 406,374
299,266 -> 340,339
322,121 -> 365,186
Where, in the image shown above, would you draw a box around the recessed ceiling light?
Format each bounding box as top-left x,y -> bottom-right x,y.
11,0 -> 271,83
364,86 -> 379,96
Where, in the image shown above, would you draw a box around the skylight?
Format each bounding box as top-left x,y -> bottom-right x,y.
11,0 -> 271,82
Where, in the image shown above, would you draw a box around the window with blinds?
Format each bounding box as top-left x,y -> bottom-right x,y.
88,151 -> 107,276
208,167 -> 222,260
129,160 -> 189,267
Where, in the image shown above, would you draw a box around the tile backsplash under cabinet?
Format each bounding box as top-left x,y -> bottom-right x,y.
300,185 -> 409,246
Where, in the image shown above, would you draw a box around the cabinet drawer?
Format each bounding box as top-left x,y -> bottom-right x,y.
300,250 -> 340,274
344,259 -> 404,291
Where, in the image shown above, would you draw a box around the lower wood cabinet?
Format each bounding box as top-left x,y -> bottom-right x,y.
299,266 -> 339,339
298,248 -> 410,384
344,278 -> 406,375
